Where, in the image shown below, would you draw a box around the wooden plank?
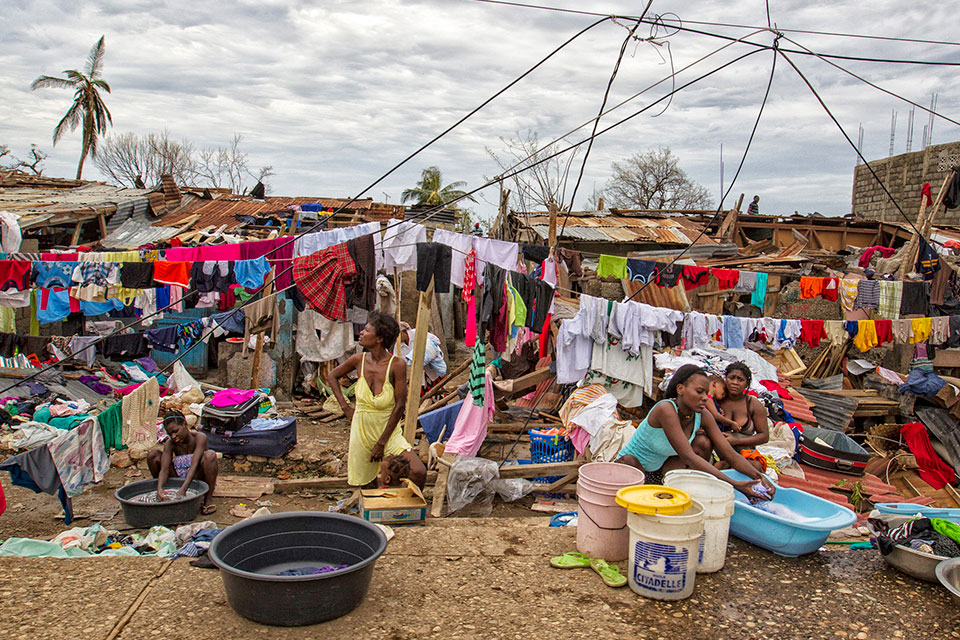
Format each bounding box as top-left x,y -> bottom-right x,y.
541,470 -> 579,492
491,367 -> 553,395
548,202 -> 558,247
274,472 -> 440,493
403,277 -> 434,443
419,358 -> 470,405
431,452 -> 455,518
418,389 -> 459,415
214,476 -> 275,498
498,461 -> 580,479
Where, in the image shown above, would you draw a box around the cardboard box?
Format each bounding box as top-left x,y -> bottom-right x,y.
360,479 -> 427,525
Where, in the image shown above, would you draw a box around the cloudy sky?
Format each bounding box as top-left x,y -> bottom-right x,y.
1,0 -> 957,221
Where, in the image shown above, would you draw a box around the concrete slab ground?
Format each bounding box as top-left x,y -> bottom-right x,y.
2,518 -> 957,640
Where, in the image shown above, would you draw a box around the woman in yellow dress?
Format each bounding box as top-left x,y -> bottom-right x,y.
328,313 -> 426,488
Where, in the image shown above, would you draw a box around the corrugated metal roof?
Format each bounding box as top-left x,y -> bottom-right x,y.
794,388 -> 858,432
519,212 -> 718,246
915,406 -> 960,470
105,197 -> 153,234
101,219 -> 182,249
781,391 -> 817,424
156,196 -> 400,232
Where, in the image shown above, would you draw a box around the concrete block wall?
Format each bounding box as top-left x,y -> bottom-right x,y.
852,140 -> 960,223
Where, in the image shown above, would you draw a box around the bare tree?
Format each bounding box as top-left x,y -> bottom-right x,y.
196,134 -> 274,195
95,130 -> 197,187
0,144 -> 47,175
601,147 -> 712,210
486,129 -> 582,212
95,131 -> 273,193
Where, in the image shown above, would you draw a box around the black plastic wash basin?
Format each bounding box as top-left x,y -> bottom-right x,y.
208,511 -> 388,626
114,478 -> 208,528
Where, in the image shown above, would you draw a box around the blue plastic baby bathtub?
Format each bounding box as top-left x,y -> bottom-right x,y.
721,470 -> 857,557
875,503 -> 960,523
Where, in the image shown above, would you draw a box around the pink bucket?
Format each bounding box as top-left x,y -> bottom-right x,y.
576,462 -> 646,561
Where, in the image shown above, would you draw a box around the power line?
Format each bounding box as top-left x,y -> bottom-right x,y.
468,0 -> 960,48
561,7 -> 649,236
623,37 -> 780,305
780,34 -> 960,129
776,49 -> 925,238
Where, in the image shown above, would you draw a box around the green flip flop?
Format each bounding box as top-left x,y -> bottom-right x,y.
590,558 -> 627,588
549,551 -> 592,569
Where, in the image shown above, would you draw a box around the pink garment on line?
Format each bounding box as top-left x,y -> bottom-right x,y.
465,298 -> 477,347
198,244 -> 242,261
209,389 -> 257,407
443,373 -> 494,457
569,426 -> 590,456
164,247 -> 200,262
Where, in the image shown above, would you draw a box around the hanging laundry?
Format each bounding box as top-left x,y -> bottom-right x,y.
877,280 -> 902,319
145,326 -> 180,353
799,276 -> 825,299
47,417 -> 110,497
121,376 -> 159,452
415,242 -> 452,293
681,265 -> 711,290
853,320 -> 878,352
521,243 -> 550,263
36,288 -> 73,325
234,257 -> 271,289
839,278 -> 860,313
734,271 -> 757,293
346,234 -> 377,311
556,312 -> 592,384
824,320 -> 846,345
152,261 -> 190,288
910,317 -> 932,344
626,259 -> 657,283
656,263 -> 682,288
381,218 -> 427,273
597,255 -> 627,279
751,272 -> 768,310
190,261 -> 235,293
120,262 -> 155,289
892,319 -> 912,344
474,237 -> 519,285
874,319 -> 893,344
854,280 -> 880,310
931,316 -> 950,345
443,371 -> 495,458
33,262 -> 77,288
102,334 -> 148,359
712,268 -> 739,290
930,262 -> 953,306
293,243 -> 356,322
242,293 -> 279,356
916,238 -> 941,280
432,229 -> 475,288
899,281 -> 929,317
468,342 -> 486,407
800,320 -> 826,348
0,444 -> 73,523
822,278 -> 839,302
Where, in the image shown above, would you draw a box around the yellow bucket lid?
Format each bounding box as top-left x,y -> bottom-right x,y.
615,485 -> 692,515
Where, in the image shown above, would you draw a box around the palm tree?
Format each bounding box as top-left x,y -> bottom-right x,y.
31,36 -> 112,180
401,166 -> 476,207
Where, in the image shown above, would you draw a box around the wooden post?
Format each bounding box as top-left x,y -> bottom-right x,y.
97,212 -> 107,240
899,172 -> 953,278
249,333 -> 264,389
548,202 -> 558,248
403,276 -> 434,443
70,220 -> 83,246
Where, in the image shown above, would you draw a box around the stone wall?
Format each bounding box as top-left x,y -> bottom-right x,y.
852,140 -> 960,223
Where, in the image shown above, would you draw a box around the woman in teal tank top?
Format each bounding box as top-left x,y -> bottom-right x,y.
617,364 -> 774,501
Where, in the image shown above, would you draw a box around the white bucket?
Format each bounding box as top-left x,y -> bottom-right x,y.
625,500 -> 704,600
664,469 -> 735,573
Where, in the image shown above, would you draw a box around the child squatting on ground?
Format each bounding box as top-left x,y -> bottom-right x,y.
147,411 -> 219,514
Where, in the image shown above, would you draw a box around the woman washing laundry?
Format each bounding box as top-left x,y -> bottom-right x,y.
147,411 -> 219,514
328,313 -> 426,489
712,362 -> 770,451
616,364 -> 774,500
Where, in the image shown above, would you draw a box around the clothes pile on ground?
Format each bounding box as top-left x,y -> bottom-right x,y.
0,521 -> 222,559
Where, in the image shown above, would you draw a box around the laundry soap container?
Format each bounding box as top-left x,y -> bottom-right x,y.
664,469 -> 735,573
616,485 -> 704,601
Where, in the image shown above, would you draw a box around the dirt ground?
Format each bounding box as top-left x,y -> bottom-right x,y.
0,518 -> 956,640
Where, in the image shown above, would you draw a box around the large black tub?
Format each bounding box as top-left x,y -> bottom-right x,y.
114,478 -> 209,527
208,511 -> 387,626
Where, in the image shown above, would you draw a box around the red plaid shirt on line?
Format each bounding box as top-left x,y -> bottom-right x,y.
293,242 -> 357,321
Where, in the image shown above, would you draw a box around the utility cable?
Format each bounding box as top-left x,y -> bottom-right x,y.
775,49 -> 925,238
468,0 -> 960,48
561,9 -> 648,235
780,34 -> 960,129
622,36 -> 780,305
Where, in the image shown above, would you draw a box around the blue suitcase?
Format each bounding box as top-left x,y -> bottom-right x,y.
205,417 -> 297,458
